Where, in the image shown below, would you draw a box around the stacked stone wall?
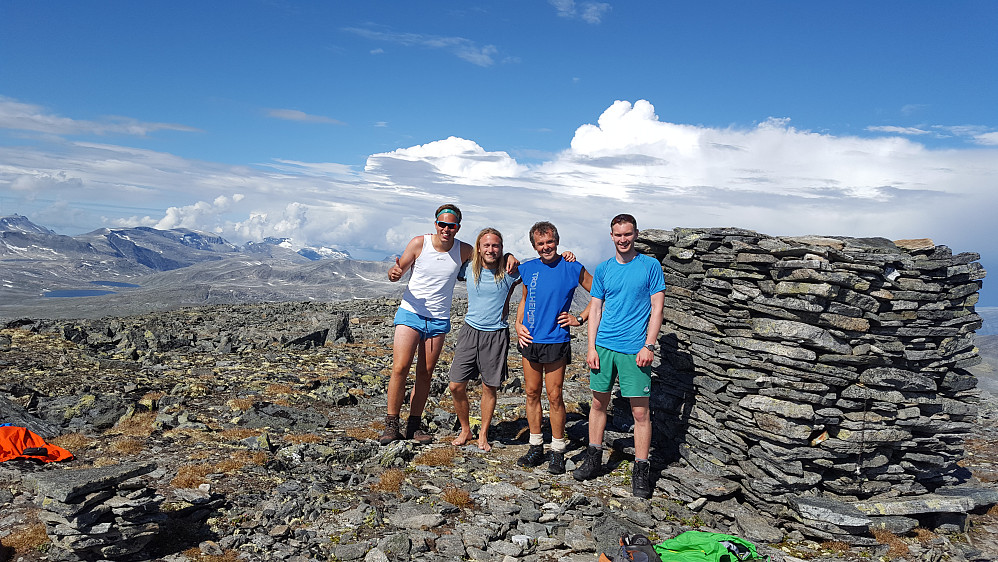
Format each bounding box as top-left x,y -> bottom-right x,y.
636,227 -> 987,540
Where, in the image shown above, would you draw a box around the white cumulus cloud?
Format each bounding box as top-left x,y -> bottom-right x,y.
2,99 -> 996,277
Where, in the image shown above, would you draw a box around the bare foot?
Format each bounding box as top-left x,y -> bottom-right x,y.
477,437 -> 492,452
452,430 -> 473,446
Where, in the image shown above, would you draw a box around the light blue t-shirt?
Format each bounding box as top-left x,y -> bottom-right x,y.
519,256 -> 585,344
460,262 -> 521,331
591,253 -> 666,354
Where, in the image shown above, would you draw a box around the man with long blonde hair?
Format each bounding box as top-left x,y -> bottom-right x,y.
448,227 -> 520,451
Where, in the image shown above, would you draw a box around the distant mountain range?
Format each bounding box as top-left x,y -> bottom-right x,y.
978,306 -> 998,336
0,214 -> 400,319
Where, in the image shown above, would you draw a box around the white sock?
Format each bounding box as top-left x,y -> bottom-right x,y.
551,437 -> 568,452
529,433 -> 544,446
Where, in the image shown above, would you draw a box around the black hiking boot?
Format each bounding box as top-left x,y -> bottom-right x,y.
548,450 -> 566,474
517,444 -> 545,468
572,445 -> 602,481
379,415 -> 403,445
405,416 -> 434,445
632,459 -> 653,499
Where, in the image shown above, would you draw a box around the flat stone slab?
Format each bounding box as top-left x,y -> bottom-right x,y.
935,485 -> 998,508
852,493 -> 975,516
27,461 -> 156,503
789,496 -> 872,528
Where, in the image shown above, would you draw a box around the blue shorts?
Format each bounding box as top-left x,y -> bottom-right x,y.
394,308 -> 451,339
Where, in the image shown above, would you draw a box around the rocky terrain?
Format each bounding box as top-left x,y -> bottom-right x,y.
1,298 -> 997,562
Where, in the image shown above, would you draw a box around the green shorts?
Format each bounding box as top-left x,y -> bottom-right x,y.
589,345 -> 651,398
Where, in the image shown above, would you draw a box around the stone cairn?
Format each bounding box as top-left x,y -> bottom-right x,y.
635,227 -> 995,544
26,462 -> 164,560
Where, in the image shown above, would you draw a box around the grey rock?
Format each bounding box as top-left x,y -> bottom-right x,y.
0,394 -> 62,437
28,461 -> 157,503
789,496 -> 872,528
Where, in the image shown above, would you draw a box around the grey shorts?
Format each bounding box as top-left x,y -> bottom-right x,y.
448,324 -> 510,387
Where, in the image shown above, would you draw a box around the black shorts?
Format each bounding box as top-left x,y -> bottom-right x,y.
517,341 -> 571,365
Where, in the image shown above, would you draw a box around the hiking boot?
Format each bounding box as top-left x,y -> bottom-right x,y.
572,445 -> 602,481
405,416 -> 434,444
548,450 -> 566,474
517,444 -> 545,468
632,459 -> 652,499
379,415 -> 403,445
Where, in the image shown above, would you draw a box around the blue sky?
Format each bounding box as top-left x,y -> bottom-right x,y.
2,1 -> 997,304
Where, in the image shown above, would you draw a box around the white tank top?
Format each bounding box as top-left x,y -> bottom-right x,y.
400,235 -> 464,319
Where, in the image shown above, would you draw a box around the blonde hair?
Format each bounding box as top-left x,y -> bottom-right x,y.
472,227 -> 505,285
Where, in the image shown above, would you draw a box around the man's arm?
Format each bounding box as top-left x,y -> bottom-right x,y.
388,236 -> 423,282
504,253 -> 520,275
501,278 -> 522,320
558,267 -> 593,328
579,267 -> 593,292
460,241 -> 474,263
635,291 -> 665,368
586,296 -> 604,370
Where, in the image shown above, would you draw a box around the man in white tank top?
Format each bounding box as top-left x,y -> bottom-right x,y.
380,204 -> 474,445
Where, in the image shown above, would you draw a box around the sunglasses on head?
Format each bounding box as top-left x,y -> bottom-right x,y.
436,221 -> 459,230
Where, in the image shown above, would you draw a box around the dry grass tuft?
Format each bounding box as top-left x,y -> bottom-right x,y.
214,458 -> 245,473
171,452 -> 266,488
284,433 -> 322,444
345,426 -> 379,441
163,428 -> 218,444
171,464 -> 215,488
231,450 -> 268,466
0,519 -> 48,554
442,486 -> 474,509
264,383 -> 294,396
227,397 -> 254,411
819,540 -> 850,553
871,528 -> 909,558
93,457 -> 119,468
372,468 -> 405,493
140,391 -> 166,404
49,432 -> 95,451
182,547 -> 241,562
112,411 -> 156,437
413,447 -> 456,467
220,428 -> 262,441
110,437 -> 145,455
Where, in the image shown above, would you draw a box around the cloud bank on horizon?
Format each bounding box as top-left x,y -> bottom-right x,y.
2,95 -> 996,287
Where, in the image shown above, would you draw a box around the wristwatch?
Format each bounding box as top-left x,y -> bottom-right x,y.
644,343 -> 657,352
575,314 -> 585,324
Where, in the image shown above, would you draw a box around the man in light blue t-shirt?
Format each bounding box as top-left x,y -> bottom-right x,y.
448,228 -> 521,452
573,213 -> 666,500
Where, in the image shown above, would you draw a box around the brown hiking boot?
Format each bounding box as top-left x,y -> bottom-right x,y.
405,416 -> 434,444
379,414 -> 403,445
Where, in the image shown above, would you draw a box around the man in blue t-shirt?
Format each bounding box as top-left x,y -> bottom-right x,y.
573,213 -> 666,500
448,228 -> 521,452
514,221 -> 592,474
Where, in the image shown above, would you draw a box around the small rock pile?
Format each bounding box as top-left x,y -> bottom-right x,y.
636,227 -> 989,542
26,461 -> 164,560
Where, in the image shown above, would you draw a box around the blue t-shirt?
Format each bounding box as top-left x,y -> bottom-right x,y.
591,253 -> 666,354
460,263 -> 521,331
519,256 -> 585,344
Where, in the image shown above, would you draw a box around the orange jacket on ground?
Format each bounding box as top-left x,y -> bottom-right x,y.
0,425 -> 74,462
